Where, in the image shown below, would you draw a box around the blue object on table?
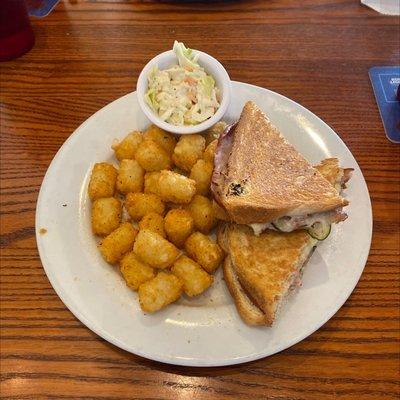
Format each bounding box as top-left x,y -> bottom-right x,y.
28,0 -> 60,17
369,66 -> 400,144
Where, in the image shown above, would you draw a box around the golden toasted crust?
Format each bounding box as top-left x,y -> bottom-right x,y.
217,102 -> 348,223
230,225 -> 314,314
216,224 -> 230,252
314,158 -> 341,187
223,256 -> 270,326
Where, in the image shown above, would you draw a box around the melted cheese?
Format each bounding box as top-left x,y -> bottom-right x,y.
248,222 -> 273,236
249,211 -> 337,235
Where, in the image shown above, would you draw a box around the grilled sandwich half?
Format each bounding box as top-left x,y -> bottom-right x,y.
212,101 -> 352,236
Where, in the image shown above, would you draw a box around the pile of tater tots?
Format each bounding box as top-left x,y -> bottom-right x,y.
87,122 -> 227,313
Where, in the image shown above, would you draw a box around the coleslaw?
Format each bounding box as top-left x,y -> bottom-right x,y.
144,41 -> 220,126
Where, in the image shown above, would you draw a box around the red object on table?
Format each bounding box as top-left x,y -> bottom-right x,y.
0,0 -> 34,61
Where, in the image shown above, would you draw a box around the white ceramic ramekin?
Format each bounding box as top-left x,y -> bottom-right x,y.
136,49 -> 231,135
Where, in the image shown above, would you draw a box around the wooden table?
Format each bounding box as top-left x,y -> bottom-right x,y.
1,0 -> 399,398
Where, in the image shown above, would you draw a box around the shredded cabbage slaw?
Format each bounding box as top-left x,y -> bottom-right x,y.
144,41 -> 220,126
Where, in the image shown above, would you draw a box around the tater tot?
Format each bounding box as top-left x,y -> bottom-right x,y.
88,163 -> 118,201
172,134 -> 205,171
171,255 -> 213,297
158,170 -> 196,204
91,197 -> 122,236
116,159 -> 144,194
112,131 -> 143,161
133,229 -> 180,269
156,170 -> 196,204
138,272 -> 183,313
164,209 -> 194,248
189,159 -> 213,196
125,193 -> 165,221
144,125 -> 176,155
204,121 -> 227,145
98,222 -> 138,264
143,171 -> 161,194
139,212 -> 165,237
120,251 -> 155,291
185,232 -> 224,274
135,139 -> 172,172
203,139 -> 217,164
186,195 -> 217,234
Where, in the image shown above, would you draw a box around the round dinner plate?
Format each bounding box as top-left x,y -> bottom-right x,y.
36,81 -> 372,367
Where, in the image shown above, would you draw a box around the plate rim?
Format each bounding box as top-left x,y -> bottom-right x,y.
35,81 -> 373,367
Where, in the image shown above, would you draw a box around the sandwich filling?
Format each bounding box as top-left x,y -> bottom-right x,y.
250,206 -> 347,235
248,168 -> 352,235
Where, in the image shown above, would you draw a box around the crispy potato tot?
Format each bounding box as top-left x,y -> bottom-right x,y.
135,139 -> 172,172
143,171 -> 161,194
203,139 -> 217,164
133,229 -> 180,269
116,159 -> 144,194
98,222 -> 138,264
153,170 -> 196,204
91,197 -> 122,236
144,125 -> 176,155
125,193 -> 165,221
139,212 -> 165,237
158,170 -> 196,204
171,255 -> 213,297
112,131 -> 143,161
138,272 -> 183,313
189,159 -> 213,196
204,121 -> 227,145
120,251 -> 155,291
172,134 -> 205,171
186,195 -> 217,234
164,209 -> 194,248
88,163 -> 118,201
185,232 -> 224,274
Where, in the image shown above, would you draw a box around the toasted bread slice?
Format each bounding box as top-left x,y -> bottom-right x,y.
212,101 -> 348,224
219,224 -> 316,326
223,256 -> 269,325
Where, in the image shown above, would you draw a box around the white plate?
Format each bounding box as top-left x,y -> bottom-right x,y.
36,81 -> 372,367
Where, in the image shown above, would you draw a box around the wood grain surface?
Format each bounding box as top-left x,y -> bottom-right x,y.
1,0 -> 399,399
